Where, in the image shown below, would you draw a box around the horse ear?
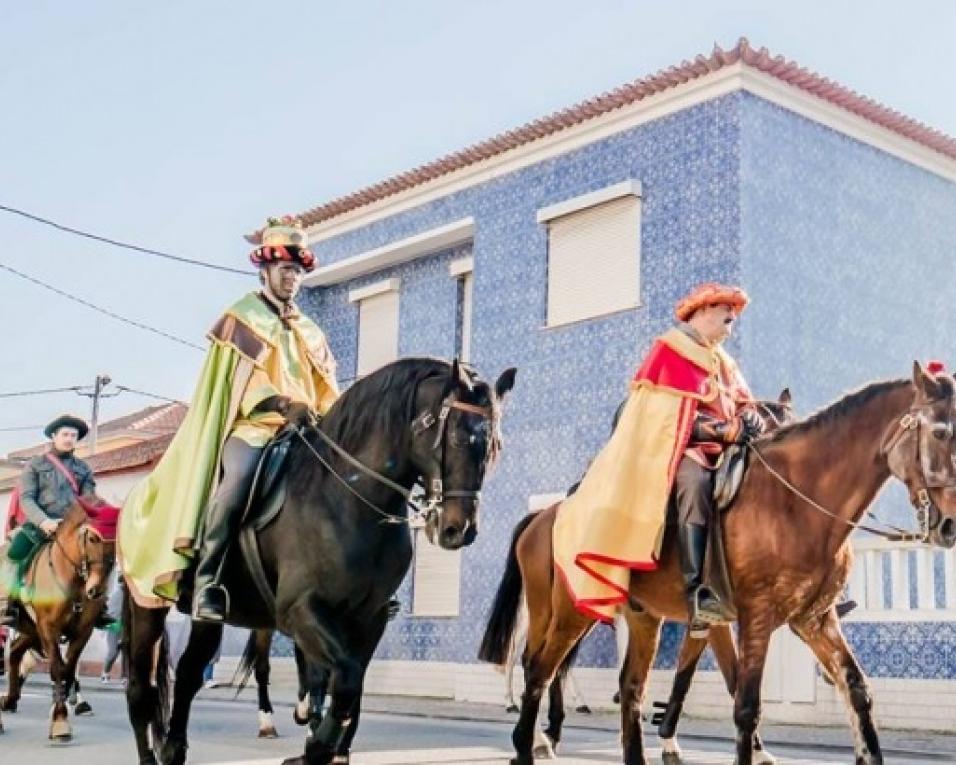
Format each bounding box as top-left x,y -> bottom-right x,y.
913,360 -> 942,399
778,387 -> 792,405
446,357 -> 471,395
495,367 -> 517,400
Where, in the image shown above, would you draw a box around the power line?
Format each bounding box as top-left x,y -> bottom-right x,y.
0,204 -> 253,276
0,261 -> 205,352
0,425 -> 43,432
0,385 -> 84,398
115,386 -> 186,404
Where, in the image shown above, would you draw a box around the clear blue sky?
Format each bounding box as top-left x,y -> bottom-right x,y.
2,0 -> 954,454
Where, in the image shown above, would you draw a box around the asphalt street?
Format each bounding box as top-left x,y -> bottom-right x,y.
1,683 -> 953,764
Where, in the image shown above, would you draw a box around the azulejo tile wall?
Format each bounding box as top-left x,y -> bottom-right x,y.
296,89 -> 956,681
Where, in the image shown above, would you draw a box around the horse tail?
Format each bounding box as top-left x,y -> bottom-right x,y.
477,511 -> 537,666
231,629 -> 262,698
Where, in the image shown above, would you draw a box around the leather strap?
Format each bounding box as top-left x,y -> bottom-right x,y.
44,452 -> 80,495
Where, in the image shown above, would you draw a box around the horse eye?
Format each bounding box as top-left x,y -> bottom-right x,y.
932,423 -> 953,440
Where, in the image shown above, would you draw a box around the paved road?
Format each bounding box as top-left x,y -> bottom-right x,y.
0,684 -> 952,764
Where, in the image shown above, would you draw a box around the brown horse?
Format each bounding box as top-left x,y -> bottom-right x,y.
521,391 -> 796,763
480,364 -> 956,765
0,503 -> 115,740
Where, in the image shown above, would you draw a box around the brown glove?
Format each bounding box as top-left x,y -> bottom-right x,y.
283,401 -> 316,430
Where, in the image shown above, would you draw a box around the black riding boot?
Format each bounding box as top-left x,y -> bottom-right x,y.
192,492 -> 244,622
192,439 -> 262,622
678,523 -> 724,638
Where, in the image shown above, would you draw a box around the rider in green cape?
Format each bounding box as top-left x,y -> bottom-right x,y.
119,216 -> 339,619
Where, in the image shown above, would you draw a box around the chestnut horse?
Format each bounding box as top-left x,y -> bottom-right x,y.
509,390 -> 796,763
481,364 -> 956,764
1,503 -> 115,741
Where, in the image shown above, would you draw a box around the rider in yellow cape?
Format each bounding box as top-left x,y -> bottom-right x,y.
120,216 -> 338,614
553,283 -> 764,631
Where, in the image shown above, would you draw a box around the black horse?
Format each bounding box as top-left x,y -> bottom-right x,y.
124,358 -> 517,765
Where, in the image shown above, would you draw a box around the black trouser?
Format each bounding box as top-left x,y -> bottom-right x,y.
673,456 -> 722,625
673,457 -> 714,527
195,437 -> 264,588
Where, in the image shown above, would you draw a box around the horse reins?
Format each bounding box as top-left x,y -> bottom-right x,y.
748,404 -> 951,543
294,392 -> 494,526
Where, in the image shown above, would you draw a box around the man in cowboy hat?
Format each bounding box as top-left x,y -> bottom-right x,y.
120,216 -> 340,622
1,415 -> 100,626
553,282 -> 764,637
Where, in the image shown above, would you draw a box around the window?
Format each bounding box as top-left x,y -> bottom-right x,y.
449,256 -> 474,363
411,529 -> 461,617
350,279 -> 400,377
540,181 -> 642,327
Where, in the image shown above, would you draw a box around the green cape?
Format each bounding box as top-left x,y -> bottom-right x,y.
119,292 -> 336,607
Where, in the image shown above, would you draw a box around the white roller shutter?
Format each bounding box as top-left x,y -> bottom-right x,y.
460,272 -> 474,363
356,290 -> 399,376
545,195 -> 641,327
412,529 -> 461,617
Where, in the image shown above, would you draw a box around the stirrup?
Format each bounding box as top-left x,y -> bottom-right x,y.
692,587 -> 727,625
192,583 -> 230,622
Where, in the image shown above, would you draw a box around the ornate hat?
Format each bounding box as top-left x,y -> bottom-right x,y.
245,215 -> 316,272
675,282 -> 750,322
44,414 -> 90,440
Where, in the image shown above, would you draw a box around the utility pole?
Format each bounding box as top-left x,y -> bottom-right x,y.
79,374 -> 112,455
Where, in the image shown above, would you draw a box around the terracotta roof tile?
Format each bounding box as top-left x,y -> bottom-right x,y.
7,403 -> 186,460
293,38 -> 956,228
85,432 -> 175,474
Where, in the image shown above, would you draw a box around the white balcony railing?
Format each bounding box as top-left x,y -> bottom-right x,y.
845,537 -> 956,622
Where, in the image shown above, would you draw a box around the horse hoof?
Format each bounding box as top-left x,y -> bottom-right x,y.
533,729 -> 556,759
74,701 -> 94,716
753,749 -> 776,765
505,703 -> 519,713
258,727 -> 279,738
49,719 -> 72,742
575,704 -> 592,714
0,696 -> 17,713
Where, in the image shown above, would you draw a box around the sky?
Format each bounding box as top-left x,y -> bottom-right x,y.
2,0 -> 955,454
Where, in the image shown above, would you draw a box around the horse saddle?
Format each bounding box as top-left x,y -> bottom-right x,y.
713,444 -> 748,513
233,428 -> 298,614
703,445 -> 750,622
240,427 -> 296,532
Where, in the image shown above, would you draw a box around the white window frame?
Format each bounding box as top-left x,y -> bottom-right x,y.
540,180 -> 642,328
449,257 -> 474,363
410,524 -> 462,618
350,278 -> 400,377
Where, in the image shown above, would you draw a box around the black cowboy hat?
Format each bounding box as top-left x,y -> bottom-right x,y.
44,414 -> 89,440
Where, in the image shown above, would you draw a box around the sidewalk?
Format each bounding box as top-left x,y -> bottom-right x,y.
78,675 -> 956,760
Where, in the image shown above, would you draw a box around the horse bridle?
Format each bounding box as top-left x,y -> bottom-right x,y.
52,525 -> 111,583
411,392 -> 494,510
880,403 -> 956,541
297,390 -> 495,527
750,402 -> 956,543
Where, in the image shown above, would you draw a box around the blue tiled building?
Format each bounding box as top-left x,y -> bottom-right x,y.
289,41 -> 956,728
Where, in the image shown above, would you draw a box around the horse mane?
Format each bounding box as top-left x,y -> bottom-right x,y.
318,357 -> 462,453
766,379 -> 913,444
